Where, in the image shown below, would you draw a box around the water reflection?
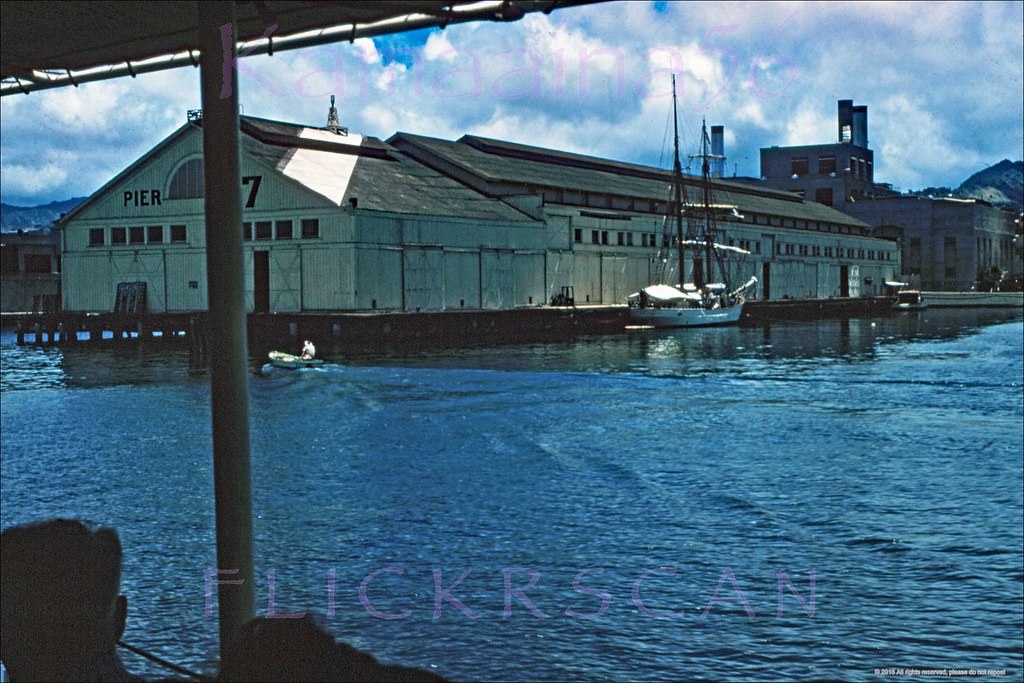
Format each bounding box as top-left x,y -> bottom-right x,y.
1,308 -> 1021,391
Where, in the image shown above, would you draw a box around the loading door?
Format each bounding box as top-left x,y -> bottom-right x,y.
254,250 -> 270,313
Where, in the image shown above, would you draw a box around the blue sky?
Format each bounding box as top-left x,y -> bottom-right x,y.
1,1 -> 1022,207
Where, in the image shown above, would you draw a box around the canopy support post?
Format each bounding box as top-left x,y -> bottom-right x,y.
199,0 -> 255,657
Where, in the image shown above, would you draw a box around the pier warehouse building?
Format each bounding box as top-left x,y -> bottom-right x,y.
58,110 -> 900,314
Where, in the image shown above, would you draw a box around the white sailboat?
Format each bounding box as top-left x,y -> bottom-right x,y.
627,76 -> 756,328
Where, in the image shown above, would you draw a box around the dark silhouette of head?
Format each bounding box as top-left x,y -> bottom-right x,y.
217,615 -> 445,682
0,519 -> 128,682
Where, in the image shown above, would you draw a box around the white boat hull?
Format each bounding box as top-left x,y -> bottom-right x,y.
628,302 -> 744,328
268,350 -> 324,369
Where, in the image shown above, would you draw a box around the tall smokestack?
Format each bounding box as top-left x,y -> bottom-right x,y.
710,125 -> 724,178
838,99 -> 853,143
852,105 -> 868,148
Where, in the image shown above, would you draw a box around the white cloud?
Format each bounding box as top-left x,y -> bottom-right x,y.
873,94 -> 986,190
423,32 -> 457,62
1,152 -> 73,198
354,38 -> 381,65
1,1 -> 1021,204
781,104 -> 834,148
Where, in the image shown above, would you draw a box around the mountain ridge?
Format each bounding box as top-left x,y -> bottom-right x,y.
1,197 -> 87,231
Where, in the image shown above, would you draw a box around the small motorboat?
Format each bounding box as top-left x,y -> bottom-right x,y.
892,289 -> 927,311
268,350 -> 324,369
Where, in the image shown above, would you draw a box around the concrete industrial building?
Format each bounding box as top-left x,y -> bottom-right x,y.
760,100 -> 899,208
58,106 -> 901,314
759,100 -> 1018,291
840,195 -> 1017,291
0,229 -> 60,312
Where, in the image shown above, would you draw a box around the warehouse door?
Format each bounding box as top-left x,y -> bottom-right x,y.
270,249 -> 301,312
839,264 -> 849,297
762,262 -> 771,300
481,249 -> 514,309
254,250 -> 270,313
403,246 -> 444,311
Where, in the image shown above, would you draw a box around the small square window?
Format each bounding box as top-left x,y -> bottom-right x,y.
243,222 -> 252,240
171,225 -> 187,243
89,228 -> 105,246
148,225 -> 163,243
574,228 -> 582,243
129,226 -> 145,244
301,218 -> 320,238
24,254 -> 52,274
591,230 -> 599,244
255,221 -> 272,240
275,220 -> 293,240
111,227 -> 127,245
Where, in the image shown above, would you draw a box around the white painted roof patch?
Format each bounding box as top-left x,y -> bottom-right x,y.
277,128 -> 364,206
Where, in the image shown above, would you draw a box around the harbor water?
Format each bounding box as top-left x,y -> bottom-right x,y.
2,308 -> 1022,682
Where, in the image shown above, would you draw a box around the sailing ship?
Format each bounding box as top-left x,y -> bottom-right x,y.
627,76 -> 756,328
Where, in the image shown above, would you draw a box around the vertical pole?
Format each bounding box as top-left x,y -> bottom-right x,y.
199,0 -> 255,657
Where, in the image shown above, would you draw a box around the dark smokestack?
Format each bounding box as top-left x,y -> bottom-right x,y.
852,105 -> 868,148
838,99 -> 853,143
710,125 -> 724,178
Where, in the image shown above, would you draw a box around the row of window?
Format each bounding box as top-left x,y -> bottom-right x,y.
776,242 -> 892,261
89,224 -> 187,246
791,155 -> 835,176
749,213 -> 853,234
790,155 -> 871,180
243,219 -> 319,241
538,185 -> 860,236
0,247 -> 57,275
575,228 -> 770,255
87,219 -> 321,247
571,226 -> 890,262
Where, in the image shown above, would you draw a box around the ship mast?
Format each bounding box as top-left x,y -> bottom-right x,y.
701,121 -> 714,287
671,75 -> 686,287
691,120 -> 726,290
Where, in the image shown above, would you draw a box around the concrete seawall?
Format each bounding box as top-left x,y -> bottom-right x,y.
920,291 -> 1024,308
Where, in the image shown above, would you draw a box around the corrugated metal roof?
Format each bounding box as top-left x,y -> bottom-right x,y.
390,132 -> 869,228
239,117 -> 533,222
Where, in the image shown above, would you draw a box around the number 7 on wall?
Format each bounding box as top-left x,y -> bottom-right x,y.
242,175 -> 262,208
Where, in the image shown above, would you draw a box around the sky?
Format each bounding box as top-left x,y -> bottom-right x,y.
1,0 -> 1022,207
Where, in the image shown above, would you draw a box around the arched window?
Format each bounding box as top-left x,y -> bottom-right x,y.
167,158 -> 204,199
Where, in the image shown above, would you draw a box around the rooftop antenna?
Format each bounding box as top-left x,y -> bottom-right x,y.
325,94 -> 347,135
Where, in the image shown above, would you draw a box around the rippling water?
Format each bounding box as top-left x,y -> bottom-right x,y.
2,309 -> 1022,682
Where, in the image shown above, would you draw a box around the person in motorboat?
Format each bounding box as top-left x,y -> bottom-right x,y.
301,340 -> 316,360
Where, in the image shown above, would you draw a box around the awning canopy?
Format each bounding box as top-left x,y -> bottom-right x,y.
1,1 -> 590,95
